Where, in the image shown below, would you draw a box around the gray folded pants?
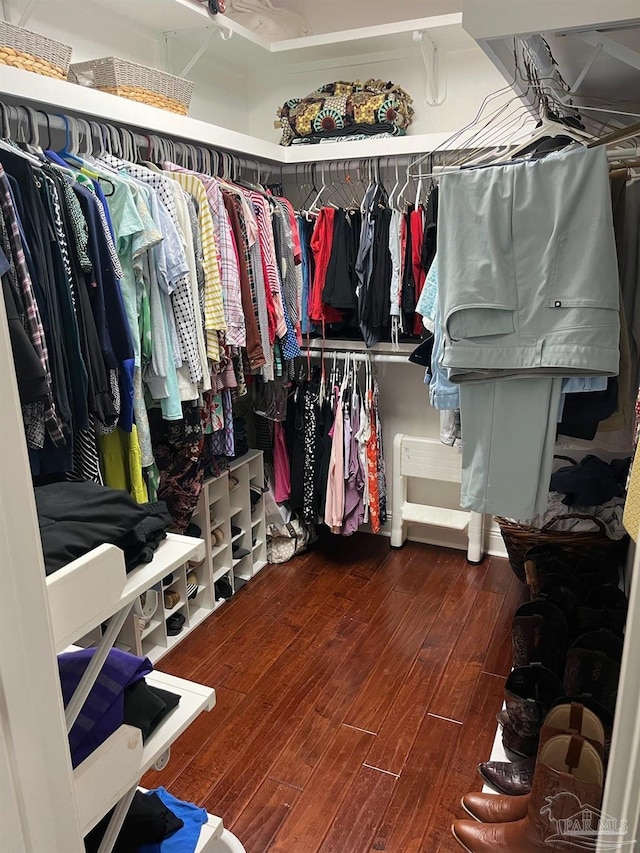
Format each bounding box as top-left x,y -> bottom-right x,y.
437,146 -> 620,518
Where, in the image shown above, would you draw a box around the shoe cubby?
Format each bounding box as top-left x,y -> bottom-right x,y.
116,555 -> 213,663
113,453 -> 268,651
247,452 -> 267,574
196,451 -> 269,611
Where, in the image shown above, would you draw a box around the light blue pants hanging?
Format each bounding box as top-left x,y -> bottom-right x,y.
459,377 -> 563,519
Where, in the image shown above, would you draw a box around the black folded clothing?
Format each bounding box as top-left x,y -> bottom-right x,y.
35,480 -> 173,575
123,681 -> 181,742
550,455 -> 631,507
85,790 -> 184,853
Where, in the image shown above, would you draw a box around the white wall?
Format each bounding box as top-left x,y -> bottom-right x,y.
275,0 -> 463,35
247,45 -> 508,141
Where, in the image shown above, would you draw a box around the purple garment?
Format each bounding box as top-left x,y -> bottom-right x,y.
58,648 -> 152,767
342,403 -> 365,535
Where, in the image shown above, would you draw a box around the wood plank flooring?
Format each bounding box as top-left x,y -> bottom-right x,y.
143,532 -> 523,852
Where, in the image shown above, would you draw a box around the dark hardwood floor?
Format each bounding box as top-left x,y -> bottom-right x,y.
143,532 -> 523,852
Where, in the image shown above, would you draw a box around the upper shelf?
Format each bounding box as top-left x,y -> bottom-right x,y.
0,66 -> 456,163
47,532 -> 204,652
91,1 -> 472,71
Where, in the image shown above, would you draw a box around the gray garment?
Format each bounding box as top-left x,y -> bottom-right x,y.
389,209 -> 402,318
440,409 -> 461,446
460,377 -> 563,518
249,238 -> 273,382
438,146 -> 620,381
621,182 -> 640,403
274,202 -> 299,327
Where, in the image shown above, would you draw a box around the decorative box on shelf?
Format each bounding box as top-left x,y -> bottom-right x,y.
0,19 -> 72,80
68,57 -> 194,115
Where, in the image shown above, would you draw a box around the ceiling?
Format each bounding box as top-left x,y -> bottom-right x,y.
228,0 -> 463,35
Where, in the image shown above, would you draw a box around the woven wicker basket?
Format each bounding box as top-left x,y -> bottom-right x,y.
68,57 -> 194,115
495,514 -> 627,583
0,20 -> 72,80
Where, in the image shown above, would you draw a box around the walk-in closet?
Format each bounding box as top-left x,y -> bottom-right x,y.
1,1 -> 640,851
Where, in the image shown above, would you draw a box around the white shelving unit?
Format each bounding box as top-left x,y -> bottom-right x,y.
47,536 -> 246,852
41,524 -> 248,852
112,452 -> 267,660
192,451 -> 267,605
46,533 -> 205,653
74,670 -> 215,835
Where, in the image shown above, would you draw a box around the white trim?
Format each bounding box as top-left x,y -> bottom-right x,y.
0,263 -> 82,851
599,539 -> 640,852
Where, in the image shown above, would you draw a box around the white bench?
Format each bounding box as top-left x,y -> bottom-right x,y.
391,434 -> 485,564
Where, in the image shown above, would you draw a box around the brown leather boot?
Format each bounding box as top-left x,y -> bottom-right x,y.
452,734 -> 604,852
502,665 -> 565,759
512,600 -> 568,676
467,703 -> 605,821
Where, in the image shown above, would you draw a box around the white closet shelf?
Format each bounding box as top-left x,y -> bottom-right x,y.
195,815 -> 225,852
47,533 -> 204,653
74,670 -> 215,835
97,1 -> 471,69
0,66 -> 283,163
282,132 -> 456,163
136,787 -> 244,852
0,66 -> 459,164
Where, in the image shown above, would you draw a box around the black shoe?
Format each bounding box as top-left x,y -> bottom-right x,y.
215,577 -> 233,600
233,546 -> 250,560
166,613 -> 185,636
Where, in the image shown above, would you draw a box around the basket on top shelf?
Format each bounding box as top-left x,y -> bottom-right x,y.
495,513 -> 627,584
0,20 -> 72,80
68,57 -> 194,115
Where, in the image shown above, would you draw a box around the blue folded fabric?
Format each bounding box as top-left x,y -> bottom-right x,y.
139,788 -> 208,853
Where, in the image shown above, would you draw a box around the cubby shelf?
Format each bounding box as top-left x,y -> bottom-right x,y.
46,533 -> 204,654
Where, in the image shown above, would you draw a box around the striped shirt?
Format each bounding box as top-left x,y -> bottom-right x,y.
161,169 -> 227,362
98,156 -> 202,383
163,164 -> 245,349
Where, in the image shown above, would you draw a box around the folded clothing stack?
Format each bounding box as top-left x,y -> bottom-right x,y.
58,647 -> 180,768
36,480 -> 173,575
85,787 -> 207,853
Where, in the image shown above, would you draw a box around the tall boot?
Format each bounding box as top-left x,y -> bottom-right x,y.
564,629 -> 623,721
469,703 -> 605,820
577,585 -> 628,637
512,600 -> 568,676
502,665 -> 565,759
452,734 -> 604,852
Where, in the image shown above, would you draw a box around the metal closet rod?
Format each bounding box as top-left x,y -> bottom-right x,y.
302,347 -> 408,365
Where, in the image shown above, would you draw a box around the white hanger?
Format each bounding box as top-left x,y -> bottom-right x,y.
505,115 -> 593,161
388,159 -> 400,211
309,162 -> 327,214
